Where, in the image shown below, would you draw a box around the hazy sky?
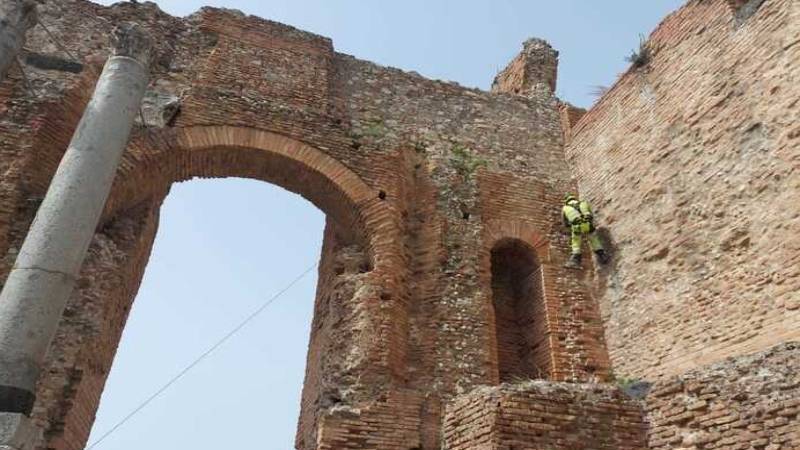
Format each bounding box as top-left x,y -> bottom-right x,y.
87,1 -> 684,449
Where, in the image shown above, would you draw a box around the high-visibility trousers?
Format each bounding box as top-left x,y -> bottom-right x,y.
570,222 -> 603,255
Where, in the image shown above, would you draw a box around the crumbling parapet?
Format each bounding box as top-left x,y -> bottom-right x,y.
646,342 -> 800,449
492,37 -> 559,98
443,381 -> 647,450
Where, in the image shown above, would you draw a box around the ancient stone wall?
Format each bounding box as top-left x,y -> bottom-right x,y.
3,0 -> 797,448
443,382 -> 648,450
564,0 -> 800,381
0,1 -> 611,448
645,342 -> 800,449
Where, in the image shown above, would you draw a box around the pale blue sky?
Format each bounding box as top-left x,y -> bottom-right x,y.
87,1 -> 684,449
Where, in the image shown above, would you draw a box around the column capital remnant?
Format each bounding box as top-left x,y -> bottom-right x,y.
111,22 -> 152,67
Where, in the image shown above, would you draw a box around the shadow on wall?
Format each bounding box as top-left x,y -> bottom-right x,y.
490,239 -> 550,382
591,226 -> 621,298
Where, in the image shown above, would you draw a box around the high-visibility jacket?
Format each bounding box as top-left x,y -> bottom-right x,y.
562,199 -> 593,227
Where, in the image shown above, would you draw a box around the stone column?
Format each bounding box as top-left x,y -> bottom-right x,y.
0,0 -> 37,82
0,23 -> 151,418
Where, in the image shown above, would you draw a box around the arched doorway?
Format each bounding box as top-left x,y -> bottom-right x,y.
30,126 -> 405,450
88,178 -> 324,449
490,238 -> 549,382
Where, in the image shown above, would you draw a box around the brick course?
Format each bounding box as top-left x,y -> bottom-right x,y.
0,0 -> 797,448
645,343 -> 800,450
443,382 -> 648,450
0,1 -> 605,448
564,0 -> 800,381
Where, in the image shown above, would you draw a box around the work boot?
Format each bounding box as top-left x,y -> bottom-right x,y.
594,249 -> 609,265
565,253 -> 582,269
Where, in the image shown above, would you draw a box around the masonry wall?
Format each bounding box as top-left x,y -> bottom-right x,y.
443,382 -> 647,450
9,0 -> 798,448
645,342 -> 800,449
564,0 -> 800,380
0,1 -> 610,449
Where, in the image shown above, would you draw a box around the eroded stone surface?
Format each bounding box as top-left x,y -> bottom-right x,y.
0,0 -> 797,449
565,0 -> 800,382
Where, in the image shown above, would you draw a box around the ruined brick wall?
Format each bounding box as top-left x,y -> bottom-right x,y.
564,0 -> 800,380
9,0 -> 797,448
443,382 -> 647,450
0,1 -> 612,449
645,342 -> 800,449
491,38 -> 558,97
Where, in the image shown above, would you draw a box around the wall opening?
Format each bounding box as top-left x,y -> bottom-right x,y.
30,128 -> 396,450
86,178 -> 323,450
490,239 -> 548,382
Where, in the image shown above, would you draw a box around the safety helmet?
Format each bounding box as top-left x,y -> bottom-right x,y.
564,193 -> 577,204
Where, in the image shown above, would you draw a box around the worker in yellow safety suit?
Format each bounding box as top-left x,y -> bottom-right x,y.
562,193 -> 608,268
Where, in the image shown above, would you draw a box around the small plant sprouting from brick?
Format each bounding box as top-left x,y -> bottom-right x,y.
449,143 -> 487,178
626,34 -> 652,69
609,371 -> 639,388
589,85 -> 610,99
362,119 -> 387,138
610,371 -> 652,399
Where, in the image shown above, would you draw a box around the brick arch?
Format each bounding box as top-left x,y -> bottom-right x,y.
27,125 -> 409,450
103,124 -> 407,374
480,219 -> 611,382
479,219 -> 557,383
482,220 -> 550,262
105,126 -> 391,259
481,229 -> 554,383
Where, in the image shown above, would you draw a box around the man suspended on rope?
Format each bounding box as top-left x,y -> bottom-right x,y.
562,193 -> 609,268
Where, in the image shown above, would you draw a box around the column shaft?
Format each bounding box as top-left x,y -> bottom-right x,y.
0,24 -> 150,415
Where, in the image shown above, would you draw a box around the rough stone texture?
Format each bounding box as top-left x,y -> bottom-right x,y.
443,382 -> 648,450
0,1 -> 609,449
0,0 -> 798,448
645,342 -> 800,450
564,0 -> 800,381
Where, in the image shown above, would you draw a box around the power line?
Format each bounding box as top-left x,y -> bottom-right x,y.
87,262 -> 318,449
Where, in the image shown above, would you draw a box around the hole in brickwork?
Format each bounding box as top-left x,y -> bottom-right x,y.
491,239 -> 548,382
728,0 -> 766,23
